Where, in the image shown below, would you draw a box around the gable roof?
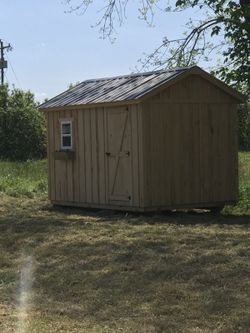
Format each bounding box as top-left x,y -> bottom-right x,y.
39,66 -> 245,110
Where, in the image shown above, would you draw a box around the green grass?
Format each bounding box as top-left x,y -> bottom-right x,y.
223,152 -> 250,215
0,159 -> 47,197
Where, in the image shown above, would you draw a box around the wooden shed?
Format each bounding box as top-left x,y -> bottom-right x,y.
39,66 -> 245,212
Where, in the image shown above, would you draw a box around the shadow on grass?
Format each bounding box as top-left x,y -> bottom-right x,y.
0,201 -> 249,332
49,204 -> 250,226
30,223 -> 250,332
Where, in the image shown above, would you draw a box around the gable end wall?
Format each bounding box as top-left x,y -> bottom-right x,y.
141,75 -> 239,209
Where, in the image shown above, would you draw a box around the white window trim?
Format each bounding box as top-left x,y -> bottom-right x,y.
60,120 -> 73,150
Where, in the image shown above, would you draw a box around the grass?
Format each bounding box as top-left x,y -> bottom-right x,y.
0,159 -> 47,197
0,154 -> 249,332
225,152 -> 250,215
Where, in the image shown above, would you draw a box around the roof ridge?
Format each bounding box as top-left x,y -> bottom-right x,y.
76,66 -> 194,86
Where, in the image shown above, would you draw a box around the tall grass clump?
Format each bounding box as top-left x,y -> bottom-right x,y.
224,152 -> 250,215
0,160 -> 47,197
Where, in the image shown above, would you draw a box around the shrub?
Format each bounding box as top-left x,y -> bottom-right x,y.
0,85 -> 47,161
238,103 -> 250,151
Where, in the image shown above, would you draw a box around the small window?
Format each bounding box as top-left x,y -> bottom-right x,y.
60,120 -> 72,150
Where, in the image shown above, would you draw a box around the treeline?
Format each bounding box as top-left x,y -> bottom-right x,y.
0,85 -> 46,161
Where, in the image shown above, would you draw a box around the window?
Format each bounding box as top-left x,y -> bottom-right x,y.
60,120 -> 72,150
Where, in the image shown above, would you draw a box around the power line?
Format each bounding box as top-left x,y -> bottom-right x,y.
5,53 -> 22,89
4,72 -> 8,84
0,39 -> 12,85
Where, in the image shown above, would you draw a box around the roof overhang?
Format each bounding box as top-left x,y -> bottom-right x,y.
39,99 -> 139,112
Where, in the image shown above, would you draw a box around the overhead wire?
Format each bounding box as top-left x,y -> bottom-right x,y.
5,53 -> 22,89
4,72 -> 9,85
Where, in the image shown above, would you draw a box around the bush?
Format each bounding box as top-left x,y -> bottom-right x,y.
238,103 -> 250,151
0,85 -> 47,161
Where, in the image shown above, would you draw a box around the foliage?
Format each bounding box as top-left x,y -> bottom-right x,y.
0,85 -> 47,161
171,0 -> 250,97
64,0 -> 250,97
224,152 -> 250,215
238,103 -> 250,151
68,81 -> 81,89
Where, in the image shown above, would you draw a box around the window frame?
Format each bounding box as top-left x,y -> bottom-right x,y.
60,119 -> 73,150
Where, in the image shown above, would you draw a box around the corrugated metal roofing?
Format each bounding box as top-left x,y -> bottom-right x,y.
39,67 -> 193,109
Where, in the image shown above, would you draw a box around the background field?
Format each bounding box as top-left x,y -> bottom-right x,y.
0,153 -> 249,332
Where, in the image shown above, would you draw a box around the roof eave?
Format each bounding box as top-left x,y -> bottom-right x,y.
38,99 -> 140,112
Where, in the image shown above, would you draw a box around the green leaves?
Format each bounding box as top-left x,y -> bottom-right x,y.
173,0 -> 250,98
0,86 -> 47,161
211,26 -> 221,36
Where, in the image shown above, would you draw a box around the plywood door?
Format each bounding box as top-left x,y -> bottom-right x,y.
106,107 -> 132,205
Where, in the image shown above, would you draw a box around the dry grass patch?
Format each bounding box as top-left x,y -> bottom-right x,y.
0,194 -> 249,332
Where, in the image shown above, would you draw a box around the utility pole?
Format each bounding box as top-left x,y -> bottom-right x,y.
0,39 -> 11,85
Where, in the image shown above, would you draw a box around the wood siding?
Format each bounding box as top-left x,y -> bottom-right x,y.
141,75 -> 238,209
47,105 -> 142,209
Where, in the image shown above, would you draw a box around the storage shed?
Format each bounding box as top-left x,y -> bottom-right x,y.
39,66 -> 245,212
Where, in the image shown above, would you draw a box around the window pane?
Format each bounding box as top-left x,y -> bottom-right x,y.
62,136 -> 71,148
62,123 -> 71,135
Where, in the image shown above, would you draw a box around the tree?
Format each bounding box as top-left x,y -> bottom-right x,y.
238,103 -> 250,151
0,85 -> 47,161
64,0 -> 250,97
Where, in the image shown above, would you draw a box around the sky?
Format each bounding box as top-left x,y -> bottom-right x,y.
1,0 -> 202,102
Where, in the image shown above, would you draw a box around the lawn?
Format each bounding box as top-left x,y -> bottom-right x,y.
0,154 -> 249,333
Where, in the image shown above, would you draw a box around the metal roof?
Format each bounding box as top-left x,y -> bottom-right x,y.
39,67 -> 193,109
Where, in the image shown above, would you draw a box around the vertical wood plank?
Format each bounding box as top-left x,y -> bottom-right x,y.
137,104 -> 145,208
172,104 -> 182,204
141,101 -> 151,207
78,109 -> 86,202
191,103 -> 201,203
162,104 -> 172,206
54,111 -> 66,201
104,107 -> 110,204
91,108 -> 99,204
84,109 -> 92,203
73,109 -> 80,203
97,107 -> 106,204
130,104 -> 140,207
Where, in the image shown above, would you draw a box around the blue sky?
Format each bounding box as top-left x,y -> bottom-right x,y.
1,0 -> 202,102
